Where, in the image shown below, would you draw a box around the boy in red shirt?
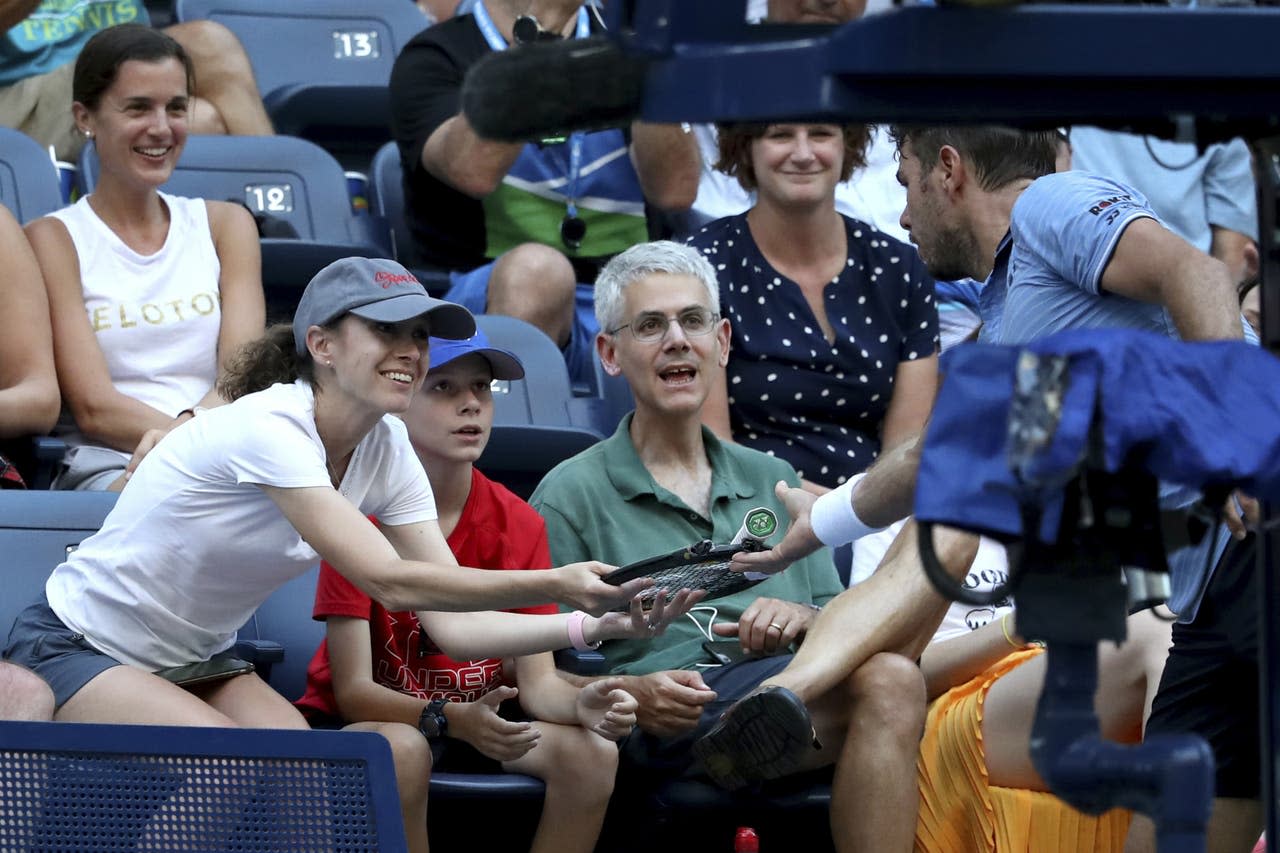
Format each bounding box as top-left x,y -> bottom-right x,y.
298,331 -> 638,853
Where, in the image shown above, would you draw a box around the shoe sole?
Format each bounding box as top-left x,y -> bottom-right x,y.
692,686 -> 816,791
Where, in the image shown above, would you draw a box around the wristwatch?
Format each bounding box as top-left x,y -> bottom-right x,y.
417,698 -> 450,740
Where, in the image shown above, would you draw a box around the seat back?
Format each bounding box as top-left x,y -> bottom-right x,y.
0,127 -> 62,223
0,720 -> 408,852
473,315 -> 604,496
173,0 -> 429,162
78,135 -> 390,313
0,492 -> 119,634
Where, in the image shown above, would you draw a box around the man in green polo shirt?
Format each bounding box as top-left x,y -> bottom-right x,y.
529,240 -> 927,853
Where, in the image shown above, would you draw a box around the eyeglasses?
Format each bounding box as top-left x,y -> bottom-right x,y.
608,308 -> 720,343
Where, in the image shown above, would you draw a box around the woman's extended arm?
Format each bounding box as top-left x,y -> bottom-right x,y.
0,206 -> 59,437
263,484 -> 697,654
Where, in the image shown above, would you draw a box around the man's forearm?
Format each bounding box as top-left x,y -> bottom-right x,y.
1167,254 -> 1245,342
853,431 -> 924,528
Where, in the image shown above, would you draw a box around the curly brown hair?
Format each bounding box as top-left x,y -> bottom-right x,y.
715,123 -> 872,192
218,324 -> 317,401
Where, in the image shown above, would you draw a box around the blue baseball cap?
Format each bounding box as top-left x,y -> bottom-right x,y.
428,329 -> 524,380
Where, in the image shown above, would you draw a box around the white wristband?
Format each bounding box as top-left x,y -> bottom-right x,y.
809,473 -> 884,547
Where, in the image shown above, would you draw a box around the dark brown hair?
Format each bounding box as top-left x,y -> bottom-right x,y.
219,324 -> 316,401
73,23 -> 195,111
888,125 -> 1057,191
715,123 -> 871,192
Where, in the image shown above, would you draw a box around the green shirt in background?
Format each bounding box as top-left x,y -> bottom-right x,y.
530,414 -> 842,676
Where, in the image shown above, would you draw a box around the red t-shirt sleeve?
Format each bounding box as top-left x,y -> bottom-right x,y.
510,511 -> 558,618
312,562 -> 374,622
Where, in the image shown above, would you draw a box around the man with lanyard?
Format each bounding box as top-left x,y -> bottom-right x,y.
388,1 -> 699,389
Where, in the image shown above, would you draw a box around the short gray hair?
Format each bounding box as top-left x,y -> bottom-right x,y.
594,241 -> 720,333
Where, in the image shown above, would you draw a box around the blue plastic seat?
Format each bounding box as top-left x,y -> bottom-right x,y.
368,140 -> 450,295
0,720 -> 408,852
0,491 -> 119,636
173,0 -> 430,164
472,314 -> 605,497
0,127 -> 62,223
77,135 -> 390,314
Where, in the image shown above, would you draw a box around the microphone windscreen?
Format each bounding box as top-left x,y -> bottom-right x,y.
462,36 -> 646,142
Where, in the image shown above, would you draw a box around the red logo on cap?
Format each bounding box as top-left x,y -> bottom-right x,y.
374,271 -> 419,288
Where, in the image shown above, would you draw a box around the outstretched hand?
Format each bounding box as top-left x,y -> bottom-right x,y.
447,686 -> 541,763
576,676 -> 638,741
588,588 -> 706,643
552,560 -> 651,616
731,481 -> 822,575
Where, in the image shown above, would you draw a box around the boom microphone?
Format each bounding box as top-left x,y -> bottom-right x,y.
461,36 -> 647,142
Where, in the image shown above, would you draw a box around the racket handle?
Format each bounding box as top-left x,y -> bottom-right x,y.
732,506 -> 778,545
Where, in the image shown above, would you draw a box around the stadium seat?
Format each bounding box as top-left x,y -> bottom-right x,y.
473,314 -> 605,497
172,0 -> 431,166
0,491 -> 118,637
0,126 -> 62,223
0,720 -> 408,852
367,140 -> 449,295
77,135 -> 391,318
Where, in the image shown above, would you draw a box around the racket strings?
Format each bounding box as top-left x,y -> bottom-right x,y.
636,556 -> 749,608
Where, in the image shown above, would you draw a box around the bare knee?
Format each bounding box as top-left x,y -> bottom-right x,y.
486,243 -> 577,345
376,722 -> 433,801
530,726 -> 618,800
0,662 -> 55,721
844,652 -> 927,738
165,21 -> 254,81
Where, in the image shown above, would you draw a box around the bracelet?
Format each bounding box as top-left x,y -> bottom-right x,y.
1000,612 -> 1021,649
1001,612 -> 1044,650
809,473 -> 884,547
566,610 -> 601,651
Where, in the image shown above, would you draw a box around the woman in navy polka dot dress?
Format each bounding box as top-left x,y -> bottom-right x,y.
686,123 -> 939,492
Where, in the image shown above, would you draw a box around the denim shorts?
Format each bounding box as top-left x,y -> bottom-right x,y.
3,594 -> 122,708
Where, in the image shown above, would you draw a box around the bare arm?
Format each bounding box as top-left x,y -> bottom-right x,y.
919,618 -> 1019,701
421,113 -> 524,198
26,217 -> 177,452
201,201 -> 264,407
0,0 -> 42,33
0,205 -> 59,437
1208,226 -> 1256,289
326,615 -> 432,727
1099,218 -> 1243,342
629,121 -> 700,212
879,354 -> 937,455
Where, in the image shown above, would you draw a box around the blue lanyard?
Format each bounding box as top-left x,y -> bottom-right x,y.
473,2 -> 589,217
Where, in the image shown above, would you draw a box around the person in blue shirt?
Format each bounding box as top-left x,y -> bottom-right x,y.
700,124 -> 1258,853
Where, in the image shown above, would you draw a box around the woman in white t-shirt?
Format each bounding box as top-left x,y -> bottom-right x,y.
25,24 -> 265,491
3,256 -> 694,853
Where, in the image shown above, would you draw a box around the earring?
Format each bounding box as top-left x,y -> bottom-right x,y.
84,130 -> 93,139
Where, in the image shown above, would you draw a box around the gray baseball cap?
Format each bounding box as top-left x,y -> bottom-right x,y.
292,257 -> 476,353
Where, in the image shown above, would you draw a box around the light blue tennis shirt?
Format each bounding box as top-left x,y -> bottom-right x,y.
988,170 -> 1252,622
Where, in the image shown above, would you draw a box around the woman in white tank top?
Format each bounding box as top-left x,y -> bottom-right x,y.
24,24 -> 264,491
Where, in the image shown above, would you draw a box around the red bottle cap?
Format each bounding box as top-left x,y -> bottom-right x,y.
734,826 -> 760,853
